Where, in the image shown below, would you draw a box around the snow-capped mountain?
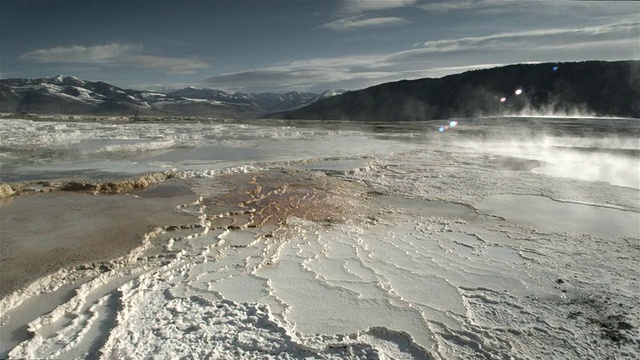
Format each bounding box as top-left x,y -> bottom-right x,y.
166,87 -> 323,112
317,89 -> 348,99
0,76 -> 154,115
0,76 -> 343,118
236,91 -> 320,112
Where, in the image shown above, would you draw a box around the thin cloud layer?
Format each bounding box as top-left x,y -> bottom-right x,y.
202,20 -> 638,92
340,0 -> 417,14
320,15 -> 411,31
19,44 -> 139,63
418,0 -> 511,12
422,21 -> 639,50
19,43 -> 210,75
387,21 -> 640,62
202,56 -> 400,92
120,55 -> 210,75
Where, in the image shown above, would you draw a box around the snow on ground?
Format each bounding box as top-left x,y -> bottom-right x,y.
68,86 -> 106,103
180,97 -> 223,104
0,117 -> 638,359
140,92 -> 167,98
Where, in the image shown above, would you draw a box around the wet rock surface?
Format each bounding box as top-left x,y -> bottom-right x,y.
199,170 -> 367,227
1,117 -> 638,359
0,188 -> 197,298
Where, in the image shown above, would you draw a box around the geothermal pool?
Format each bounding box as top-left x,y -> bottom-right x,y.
1,117 -> 639,359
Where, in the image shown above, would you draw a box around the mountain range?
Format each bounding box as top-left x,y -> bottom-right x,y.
272,60 -> 640,121
0,76 -> 344,118
2,61 -> 638,121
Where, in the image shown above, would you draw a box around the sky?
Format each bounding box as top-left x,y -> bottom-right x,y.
1,0 -> 638,93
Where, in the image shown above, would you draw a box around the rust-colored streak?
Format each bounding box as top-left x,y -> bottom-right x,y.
202,170 -> 362,227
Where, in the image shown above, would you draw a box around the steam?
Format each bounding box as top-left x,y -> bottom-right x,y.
443,118 -> 640,189
459,82 -> 632,120
504,101 -> 597,118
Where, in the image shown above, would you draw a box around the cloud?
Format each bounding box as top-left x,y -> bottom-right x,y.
19,43 -> 139,63
340,0 -> 417,14
387,21 -> 640,60
19,43 -> 210,75
201,20 -> 638,92
418,0 -> 640,18
119,55 -> 210,75
202,56 -> 400,92
320,15 -> 411,31
417,0 -> 510,12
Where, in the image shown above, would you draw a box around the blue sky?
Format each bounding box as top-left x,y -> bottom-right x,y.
1,0 -> 638,93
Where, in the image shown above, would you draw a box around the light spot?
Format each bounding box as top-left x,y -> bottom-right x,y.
515,89 -> 523,96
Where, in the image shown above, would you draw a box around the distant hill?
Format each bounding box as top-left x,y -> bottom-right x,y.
270,61 -> 640,121
0,76 -> 342,118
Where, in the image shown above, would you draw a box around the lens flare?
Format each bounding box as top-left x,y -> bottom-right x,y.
439,120 -> 460,132
500,97 -> 507,103
552,66 -> 559,71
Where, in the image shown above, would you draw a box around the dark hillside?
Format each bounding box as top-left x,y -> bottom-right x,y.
271,61 -> 640,121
